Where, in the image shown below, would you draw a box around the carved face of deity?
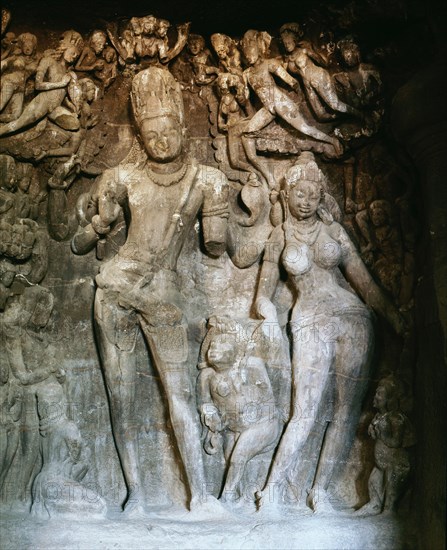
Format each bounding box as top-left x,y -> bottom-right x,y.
242,37 -> 259,66
142,16 -> 157,35
288,180 -> 321,221
139,116 -> 184,162
281,31 -> 297,54
63,46 -> 79,64
369,202 -> 389,227
91,31 -> 107,55
156,20 -> 170,39
18,33 -> 37,56
373,385 -> 388,412
340,42 -> 361,68
188,35 -> 204,56
207,336 -> 238,370
213,38 -> 229,59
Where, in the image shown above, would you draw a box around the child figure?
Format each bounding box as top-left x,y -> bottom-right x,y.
356,376 -> 415,516
198,316 -> 281,503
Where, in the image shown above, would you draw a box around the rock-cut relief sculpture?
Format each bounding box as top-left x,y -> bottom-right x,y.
356,376 -> 415,516
72,66 -> 230,516
253,152 -> 405,513
197,316 -> 282,504
1,285 -> 106,517
106,15 -> 190,68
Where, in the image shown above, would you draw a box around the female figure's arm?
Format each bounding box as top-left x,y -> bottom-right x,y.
335,223 -> 405,334
255,226 -> 284,320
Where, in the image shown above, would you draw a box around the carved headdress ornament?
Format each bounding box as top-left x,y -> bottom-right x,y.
284,151 -> 326,190
131,67 -> 185,126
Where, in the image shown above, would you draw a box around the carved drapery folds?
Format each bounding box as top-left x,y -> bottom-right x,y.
1,4 -> 420,521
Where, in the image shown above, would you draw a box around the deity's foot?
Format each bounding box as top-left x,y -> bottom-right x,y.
255,490 -> 283,519
188,495 -> 233,520
354,501 -> 382,517
307,487 -> 336,515
122,493 -> 148,519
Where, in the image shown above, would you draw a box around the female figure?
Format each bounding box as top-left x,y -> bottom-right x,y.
0,33 -> 39,122
0,30 -> 83,137
255,152 -> 404,512
240,30 -> 342,189
280,23 -> 363,121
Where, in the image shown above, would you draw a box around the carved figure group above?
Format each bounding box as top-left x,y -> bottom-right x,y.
0,6 -> 418,522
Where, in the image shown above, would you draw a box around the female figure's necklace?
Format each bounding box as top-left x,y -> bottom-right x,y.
291,217 -> 321,247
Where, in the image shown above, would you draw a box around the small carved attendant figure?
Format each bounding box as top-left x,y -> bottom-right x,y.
72,67 -> 229,517
95,46 -> 118,88
356,376 -> 415,516
198,317 -> 281,503
217,72 -> 249,132
254,152 -> 405,513
187,34 -> 216,86
240,30 -> 343,189
0,30 -> 83,137
75,30 -> 107,74
334,38 -> 382,112
280,23 -> 363,121
210,33 -> 242,75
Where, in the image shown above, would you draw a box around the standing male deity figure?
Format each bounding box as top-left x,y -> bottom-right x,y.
72,66 -> 229,515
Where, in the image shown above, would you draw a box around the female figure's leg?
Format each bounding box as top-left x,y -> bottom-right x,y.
308,314 -> 374,511
259,322 -> 335,506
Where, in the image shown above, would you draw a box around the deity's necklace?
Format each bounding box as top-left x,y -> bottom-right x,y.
145,162 -> 188,186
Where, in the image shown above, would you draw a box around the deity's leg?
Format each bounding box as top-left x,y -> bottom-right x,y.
276,102 -> 343,157
242,108 -> 276,188
0,90 -> 63,137
140,322 -> 207,505
94,290 -> 142,513
314,78 -> 362,118
303,84 -> 337,121
355,466 -> 384,516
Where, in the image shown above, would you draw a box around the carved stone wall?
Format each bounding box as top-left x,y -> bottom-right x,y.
0,1 -> 445,548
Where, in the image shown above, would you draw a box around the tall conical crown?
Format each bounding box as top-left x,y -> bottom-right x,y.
284,151 -> 326,189
131,67 -> 185,126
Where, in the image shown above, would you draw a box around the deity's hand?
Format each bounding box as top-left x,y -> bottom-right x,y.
255,296 -> 278,323
368,423 -> 377,440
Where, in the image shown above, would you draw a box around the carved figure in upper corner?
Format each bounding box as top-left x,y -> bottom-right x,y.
356,376 -> 415,516
210,33 -> 242,75
94,46 -> 118,89
198,316 -> 281,503
334,38 -> 382,113
280,23 -> 363,122
71,67 -> 229,517
1,9 -> 13,61
254,152 -> 405,513
75,30 -> 106,71
36,77 -> 99,241
0,33 -> 40,123
107,15 -> 190,67
240,30 -> 343,189
217,73 -> 249,132
0,30 -> 84,138
75,30 -> 117,88
187,34 -> 217,86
